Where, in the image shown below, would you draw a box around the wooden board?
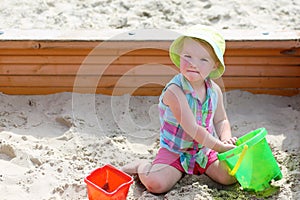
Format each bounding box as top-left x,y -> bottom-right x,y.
0,29 -> 299,96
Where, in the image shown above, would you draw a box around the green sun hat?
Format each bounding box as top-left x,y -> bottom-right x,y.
169,25 -> 226,79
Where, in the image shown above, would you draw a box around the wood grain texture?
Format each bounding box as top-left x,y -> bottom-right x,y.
0,30 -> 299,96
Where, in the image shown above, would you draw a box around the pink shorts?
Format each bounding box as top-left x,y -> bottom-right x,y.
153,148 -> 218,175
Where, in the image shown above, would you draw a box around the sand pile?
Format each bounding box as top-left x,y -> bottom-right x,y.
0,91 -> 299,199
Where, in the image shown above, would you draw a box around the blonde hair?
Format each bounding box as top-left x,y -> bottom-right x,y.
177,36 -> 219,63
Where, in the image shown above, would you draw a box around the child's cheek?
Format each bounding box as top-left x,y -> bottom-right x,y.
180,58 -> 189,69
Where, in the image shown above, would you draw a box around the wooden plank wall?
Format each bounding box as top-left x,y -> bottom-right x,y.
0,30 -> 299,96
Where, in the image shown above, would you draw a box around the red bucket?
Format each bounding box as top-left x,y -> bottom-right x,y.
84,164 -> 133,200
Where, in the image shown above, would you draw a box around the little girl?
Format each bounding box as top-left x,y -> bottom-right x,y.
122,25 -> 237,194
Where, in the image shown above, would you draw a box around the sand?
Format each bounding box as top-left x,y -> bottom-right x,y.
0,91 -> 299,200
0,0 -> 299,30
0,0 -> 299,200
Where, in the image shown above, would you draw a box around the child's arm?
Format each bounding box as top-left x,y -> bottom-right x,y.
163,84 -> 235,153
212,83 -> 237,144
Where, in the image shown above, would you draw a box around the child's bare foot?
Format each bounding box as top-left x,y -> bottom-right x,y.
121,160 -> 148,175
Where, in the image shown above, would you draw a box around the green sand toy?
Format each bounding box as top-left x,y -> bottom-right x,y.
218,128 -> 282,192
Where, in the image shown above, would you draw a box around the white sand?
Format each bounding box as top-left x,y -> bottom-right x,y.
0,0 -> 299,30
0,91 -> 299,200
0,0 -> 299,200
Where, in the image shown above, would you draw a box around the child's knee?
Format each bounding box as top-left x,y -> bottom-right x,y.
143,177 -> 166,193
137,163 -> 171,193
218,174 -> 237,185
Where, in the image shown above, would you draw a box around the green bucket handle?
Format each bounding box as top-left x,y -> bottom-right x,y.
229,144 -> 248,176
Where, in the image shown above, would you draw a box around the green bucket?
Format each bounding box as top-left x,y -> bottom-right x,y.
217,128 -> 282,191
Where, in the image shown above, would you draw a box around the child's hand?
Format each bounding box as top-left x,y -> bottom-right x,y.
217,137 -> 237,153
222,137 -> 237,145
219,143 -> 236,153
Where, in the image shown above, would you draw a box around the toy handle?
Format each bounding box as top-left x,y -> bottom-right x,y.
229,144 -> 248,176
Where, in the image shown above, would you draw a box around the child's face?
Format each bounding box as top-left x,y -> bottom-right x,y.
179,37 -> 218,82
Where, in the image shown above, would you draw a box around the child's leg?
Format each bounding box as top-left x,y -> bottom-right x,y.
121,159 -> 146,175
138,163 -> 182,193
205,160 -> 237,185
122,161 -> 182,193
